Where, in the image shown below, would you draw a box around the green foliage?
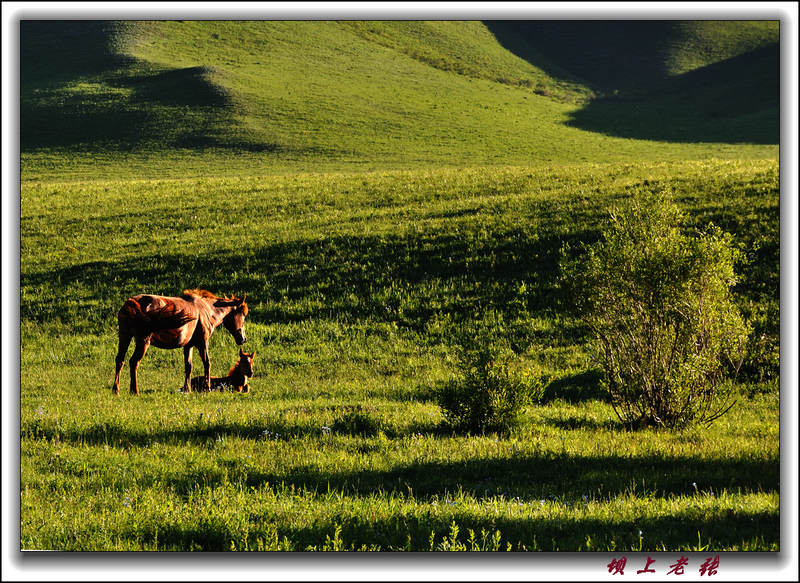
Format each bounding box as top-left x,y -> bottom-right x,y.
437,344 -> 544,435
562,191 -> 750,428
429,521 -> 510,551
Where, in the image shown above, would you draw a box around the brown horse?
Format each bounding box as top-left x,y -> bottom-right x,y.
112,289 -> 249,395
190,348 -> 256,393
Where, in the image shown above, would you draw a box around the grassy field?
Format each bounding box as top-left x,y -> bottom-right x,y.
17,20 -> 781,553
20,160 -> 779,551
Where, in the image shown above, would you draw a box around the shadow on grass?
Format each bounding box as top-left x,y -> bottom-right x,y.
22,413 -> 445,449
280,509 -> 778,552
22,228 -> 595,341
542,370 -> 607,404
563,45 -> 779,145
485,21 -> 778,145
226,453 -> 777,503
35,414 -> 777,504
126,507 -> 778,551
542,416 -> 620,432
21,21 -> 289,154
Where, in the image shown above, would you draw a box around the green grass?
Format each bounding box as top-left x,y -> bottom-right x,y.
20,160 -> 779,551
20,21 -> 778,182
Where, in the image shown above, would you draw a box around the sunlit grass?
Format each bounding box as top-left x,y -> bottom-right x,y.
20,160 -> 779,550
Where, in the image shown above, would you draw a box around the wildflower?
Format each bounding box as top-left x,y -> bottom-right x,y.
122,496 -> 132,507
321,426 -> 332,435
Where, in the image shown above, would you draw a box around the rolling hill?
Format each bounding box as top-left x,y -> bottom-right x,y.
20,20 -> 779,178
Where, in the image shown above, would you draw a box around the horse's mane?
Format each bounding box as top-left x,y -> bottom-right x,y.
182,289 -> 247,313
182,289 -> 226,301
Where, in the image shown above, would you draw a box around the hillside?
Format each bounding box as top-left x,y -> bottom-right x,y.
491,21 -> 778,93
20,20 -> 779,179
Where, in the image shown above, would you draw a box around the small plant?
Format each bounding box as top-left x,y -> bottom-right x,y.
437,344 -> 544,435
561,191 -> 749,428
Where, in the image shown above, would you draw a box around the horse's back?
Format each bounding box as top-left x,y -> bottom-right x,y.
118,294 -> 198,336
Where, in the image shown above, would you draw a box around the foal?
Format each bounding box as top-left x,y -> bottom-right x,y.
190,349 -> 256,393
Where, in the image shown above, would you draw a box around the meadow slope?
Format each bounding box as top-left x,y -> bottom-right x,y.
21,160 -> 779,551
21,20 -> 778,180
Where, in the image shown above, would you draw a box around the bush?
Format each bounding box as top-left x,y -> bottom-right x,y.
437,344 -> 544,435
561,191 -> 749,428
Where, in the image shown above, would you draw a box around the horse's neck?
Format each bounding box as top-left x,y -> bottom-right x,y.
207,303 -> 234,328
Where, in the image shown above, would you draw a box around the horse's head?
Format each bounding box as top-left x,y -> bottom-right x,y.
237,348 -> 255,377
216,294 -> 249,345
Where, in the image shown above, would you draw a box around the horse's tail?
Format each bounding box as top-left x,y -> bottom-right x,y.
119,298 -> 195,334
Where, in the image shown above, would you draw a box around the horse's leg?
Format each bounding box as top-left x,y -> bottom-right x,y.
183,345 -> 193,393
198,343 -> 211,391
112,330 -> 132,395
128,338 -> 149,395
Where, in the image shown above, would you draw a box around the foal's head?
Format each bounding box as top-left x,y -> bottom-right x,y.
231,348 -> 256,377
217,294 -> 249,345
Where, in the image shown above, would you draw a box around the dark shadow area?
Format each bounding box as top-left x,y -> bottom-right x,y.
22,412 -> 446,450
21,21 -> 135,88
485,21 -> 779,144
542,415 -> 620,432
132,507 -> 778,551
110,66 -> 234,108
30,415 -> 777,505
564,44 -> 779,144
294,510 -> 777,551
541,369 -> 607,404
22,228 -> 595,343
203,452 -> 780,503
20,21 -> 281,153
485,21 -> 679,93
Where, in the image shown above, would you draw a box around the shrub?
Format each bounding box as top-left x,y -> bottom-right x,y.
437,344 -> 544,435
561,191 -> 749,428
